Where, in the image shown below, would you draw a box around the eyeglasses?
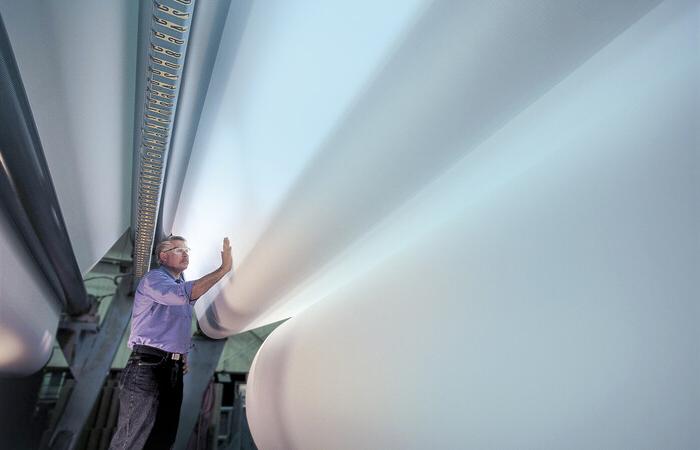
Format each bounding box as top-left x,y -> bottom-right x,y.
163,247 -> 191,255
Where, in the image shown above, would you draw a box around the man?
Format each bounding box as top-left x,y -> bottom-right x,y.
110,235 -> 232,450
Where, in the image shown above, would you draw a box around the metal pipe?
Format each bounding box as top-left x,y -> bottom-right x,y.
0,13 -> 89,315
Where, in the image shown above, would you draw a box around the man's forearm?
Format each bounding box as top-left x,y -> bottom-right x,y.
191,266 -> 229,300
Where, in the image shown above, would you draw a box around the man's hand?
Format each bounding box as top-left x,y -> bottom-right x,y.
221,237 -> 233,273
191,236 -> 234,300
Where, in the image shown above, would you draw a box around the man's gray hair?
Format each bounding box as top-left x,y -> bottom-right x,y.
154,235 -> 186,264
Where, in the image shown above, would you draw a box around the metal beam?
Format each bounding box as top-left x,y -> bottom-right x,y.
174,335 -> 227,449
48,274 -> 134,450
130,0 -> 196,279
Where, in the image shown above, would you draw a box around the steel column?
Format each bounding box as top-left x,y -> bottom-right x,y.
48,274 -> 134,450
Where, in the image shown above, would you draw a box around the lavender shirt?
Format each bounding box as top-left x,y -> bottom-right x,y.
127,266 -> 195,354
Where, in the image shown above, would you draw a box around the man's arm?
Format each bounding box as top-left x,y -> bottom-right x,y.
191,237 -> 233,301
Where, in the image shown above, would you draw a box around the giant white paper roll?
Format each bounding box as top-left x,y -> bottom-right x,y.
246,1 -> 699,448
193,0 -> 663,337
0,208 -> 60,375
0,0 -> 136,274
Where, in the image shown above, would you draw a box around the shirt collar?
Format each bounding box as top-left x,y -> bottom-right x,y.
157,265 -> 186,282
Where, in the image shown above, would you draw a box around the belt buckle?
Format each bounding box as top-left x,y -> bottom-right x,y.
171,353 -> 181,361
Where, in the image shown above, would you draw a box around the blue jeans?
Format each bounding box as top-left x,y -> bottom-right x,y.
109,350 -> 184,450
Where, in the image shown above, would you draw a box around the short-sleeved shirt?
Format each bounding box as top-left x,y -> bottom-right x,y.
127,266 -> 195,354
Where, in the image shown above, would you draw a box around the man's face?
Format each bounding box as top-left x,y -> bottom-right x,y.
159,240 -> 190,273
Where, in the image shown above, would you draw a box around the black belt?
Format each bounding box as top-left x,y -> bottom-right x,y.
132,344 -> 184,361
